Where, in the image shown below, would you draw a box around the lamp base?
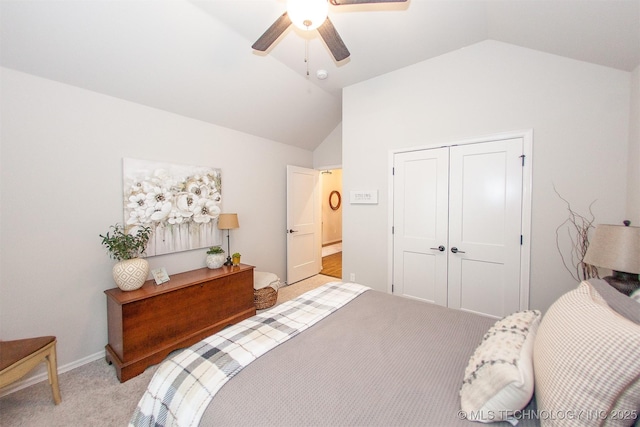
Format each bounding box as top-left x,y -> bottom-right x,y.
224,230 -> 233,266
603,271 -> 640,296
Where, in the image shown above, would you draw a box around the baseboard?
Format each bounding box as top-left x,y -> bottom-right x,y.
0,349 -> 106,398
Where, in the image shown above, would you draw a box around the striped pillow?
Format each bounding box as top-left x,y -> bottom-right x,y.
588,279 -> 640,325
533,281 -> 640,426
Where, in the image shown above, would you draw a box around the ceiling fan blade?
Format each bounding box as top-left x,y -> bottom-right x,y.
317,17 -> 350,61
329,0 -> 407,5
252,12 -> 292,51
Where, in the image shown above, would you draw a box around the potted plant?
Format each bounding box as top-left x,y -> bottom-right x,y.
206,246 -> 226,269
232,252 -> 241,266
100,224 -> 152,291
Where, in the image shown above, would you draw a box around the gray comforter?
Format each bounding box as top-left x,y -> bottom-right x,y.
200,289 -> 538,426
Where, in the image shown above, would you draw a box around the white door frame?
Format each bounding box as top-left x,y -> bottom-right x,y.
387,129 -> 533,310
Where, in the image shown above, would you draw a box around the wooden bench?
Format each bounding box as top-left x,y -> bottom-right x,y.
0,336 -> 61,404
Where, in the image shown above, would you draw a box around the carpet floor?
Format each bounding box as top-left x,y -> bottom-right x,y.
0,274 -> 338,427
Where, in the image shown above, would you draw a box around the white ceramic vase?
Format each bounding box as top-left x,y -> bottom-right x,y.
206,253 -> 225,269
112,258 -> 149,291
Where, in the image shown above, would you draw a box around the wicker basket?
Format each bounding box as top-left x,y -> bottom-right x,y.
254,286 -> 278,310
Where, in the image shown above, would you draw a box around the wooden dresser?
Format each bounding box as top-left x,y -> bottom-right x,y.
104,264 -> 255,382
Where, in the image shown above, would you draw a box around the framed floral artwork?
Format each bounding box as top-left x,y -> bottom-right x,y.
122,158 -> 223,256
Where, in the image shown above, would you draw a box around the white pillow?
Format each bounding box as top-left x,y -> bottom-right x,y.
534,281 -> 640,427
254,271 -> 280,290
460,310 -> 541,423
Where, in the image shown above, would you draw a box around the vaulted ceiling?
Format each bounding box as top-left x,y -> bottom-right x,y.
2,0 -> 639,151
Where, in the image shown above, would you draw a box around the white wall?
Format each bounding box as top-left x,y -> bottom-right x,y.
0,68 -> 312,374
342,41 -> 631,312
313,122 -> 342,169
628,66 -> 640,224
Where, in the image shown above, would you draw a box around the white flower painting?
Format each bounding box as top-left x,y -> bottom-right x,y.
123,158 -> 223,256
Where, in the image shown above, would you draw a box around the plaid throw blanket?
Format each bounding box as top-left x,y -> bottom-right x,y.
129,281 -> 370,427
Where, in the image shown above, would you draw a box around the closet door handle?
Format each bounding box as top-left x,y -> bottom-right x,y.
287,229 -> 298,234
430,245 -> 445,252
451,247 -> 465,254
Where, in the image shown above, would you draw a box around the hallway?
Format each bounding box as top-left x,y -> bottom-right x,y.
321,242 -> 342,279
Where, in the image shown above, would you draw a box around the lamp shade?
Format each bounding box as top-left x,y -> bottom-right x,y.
217,213 -> 239,230
584,224 -> 640,274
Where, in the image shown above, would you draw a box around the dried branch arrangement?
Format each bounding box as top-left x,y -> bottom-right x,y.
554,187 -> 599,282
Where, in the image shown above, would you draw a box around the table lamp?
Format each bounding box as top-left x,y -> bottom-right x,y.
217,213 -> 240,266
583,221 -> 640,295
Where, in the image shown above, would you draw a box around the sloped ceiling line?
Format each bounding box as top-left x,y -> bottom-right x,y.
1,0 -> 638,150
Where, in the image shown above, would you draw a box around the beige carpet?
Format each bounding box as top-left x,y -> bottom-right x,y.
0,274 -> 337,427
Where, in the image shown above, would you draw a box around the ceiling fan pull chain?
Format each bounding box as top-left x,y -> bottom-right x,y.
305,37 -> 310,77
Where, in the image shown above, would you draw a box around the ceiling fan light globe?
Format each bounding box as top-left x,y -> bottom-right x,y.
287,0 -> 328,31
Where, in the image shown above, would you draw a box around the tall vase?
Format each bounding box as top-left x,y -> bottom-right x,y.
112,258 -> 149,291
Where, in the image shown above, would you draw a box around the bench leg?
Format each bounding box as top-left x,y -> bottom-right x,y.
44,342 -> 61,404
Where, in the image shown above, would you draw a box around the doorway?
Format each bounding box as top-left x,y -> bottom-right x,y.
320,169 -> 342,278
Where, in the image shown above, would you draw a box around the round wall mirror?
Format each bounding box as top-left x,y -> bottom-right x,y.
329,190 -> 341,211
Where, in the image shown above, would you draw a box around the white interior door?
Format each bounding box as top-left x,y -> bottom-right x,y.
447,139 -> 523,317
392,137 -> 525,318
392,149 -> 449,305
286,165 -> 321,284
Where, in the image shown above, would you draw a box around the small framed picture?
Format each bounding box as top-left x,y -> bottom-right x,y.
151,267 -> 170,285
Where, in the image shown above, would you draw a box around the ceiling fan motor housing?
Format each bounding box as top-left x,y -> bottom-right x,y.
287,0 -> 328,30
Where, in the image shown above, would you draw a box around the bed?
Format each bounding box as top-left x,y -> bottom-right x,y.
129,279 -> 640,427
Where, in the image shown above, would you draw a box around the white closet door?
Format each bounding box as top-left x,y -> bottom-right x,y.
392,149 -> 449,305
447,139 -> 523,317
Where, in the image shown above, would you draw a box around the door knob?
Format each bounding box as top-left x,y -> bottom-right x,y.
430,245 -> 445,252
451,247 -> 466,254
287,229 -> 298,233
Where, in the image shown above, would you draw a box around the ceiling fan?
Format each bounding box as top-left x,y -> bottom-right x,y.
252,0 -> 408,62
